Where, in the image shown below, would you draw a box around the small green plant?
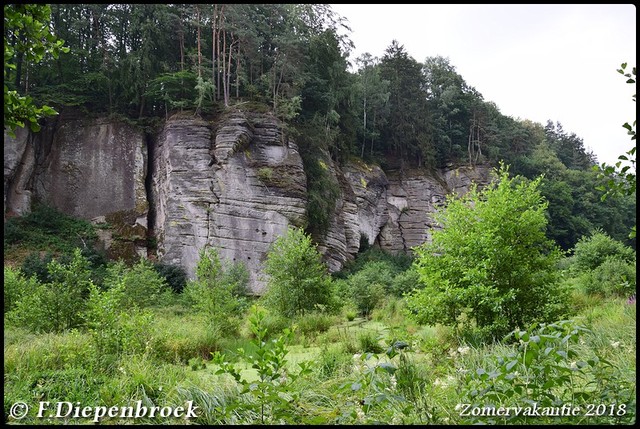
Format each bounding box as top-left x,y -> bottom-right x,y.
357,331 -> 385,354
315,345 -> 352,380
257,167 -> 274,182
458,319 -> 635,425
211,305 -> 313,424
337,341 -> 413,424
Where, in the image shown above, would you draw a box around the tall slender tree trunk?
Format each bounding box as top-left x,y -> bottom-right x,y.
212,4 -> 217,101
196,5 -> 202,78
235,47 -> 240,99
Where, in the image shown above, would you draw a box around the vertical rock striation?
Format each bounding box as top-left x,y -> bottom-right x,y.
152,111 -> 307,293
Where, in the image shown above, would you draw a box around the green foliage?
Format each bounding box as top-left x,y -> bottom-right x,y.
262,227 -> 338,317
337,341 -> 414,424
389,267 -> 423,297
103,259 -> 172,309
583,257 -> 636,298
84,282 -> 154,362
4,4 -> 68,136
150,310 -> 222,364
459,320 -> 635,425
315,345 -> 353,380
344,261 -> 390,317
595,62 -> 636,238
293,312 -> 335,337
153,262 -> 188,294
357,331 -> 385,354
19,251 -> 55,283
211,305 -> 313,424
4,204 -> 97,254
570,229 -> 635,272
299,146 -> 341,237
335,247 -> 413,279
145,71 -> 198,114
7,249 -> 93,332
183,247 -> 246,332
406,164 -> 569,341
3,266 -> 40,313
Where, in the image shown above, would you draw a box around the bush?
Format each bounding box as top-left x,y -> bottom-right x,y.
584,256 -> 636,298
3,204 -> 97,253
389,268 -> 422,297
406,165 -> 569,342
103,259 -> 172,308
345,261 -> 390,317
293,312 -> 335,337
84,282 -> 154,361
154,262 -> 188,293
7,249 -> 94,332
315,345 -> 353,380
459,320 -> 635,425
571,229 -> 635,272
4,267 -> 40,313
357,331 -> 385,353
20,251 -> 55,283
183,247 -> 244,332
262,227 -> 339,317
334,247 -> 413,280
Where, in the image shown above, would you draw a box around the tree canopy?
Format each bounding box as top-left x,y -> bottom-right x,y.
4,4 -> 68,136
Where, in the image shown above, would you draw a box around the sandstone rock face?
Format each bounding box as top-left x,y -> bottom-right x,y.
4,127 -> 33,217
4,118 -> 149,260
4,112 -> 491,294
315,161 -> 492,270
152,111 -> 307,293
35,119 -> 148,222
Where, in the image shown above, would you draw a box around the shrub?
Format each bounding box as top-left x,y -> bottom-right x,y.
571,229 -> 635,272
346,262 -> 389,317
211,305 -> 314,424
183,247 -> 244,332
4,267 -> 40,313
3,204 -> 97,253
294,312 -> 335,337
357,331 -> 385,353
103,258 -> 172,308
7,249 -> 93,332
315,345 -> 353,380
406,165 -> 569,341
389,268 -> 422,297
153,262 -> 188,293
20,251 -> 55,283
262,227 -> 339,317
584,256 -> 636,297
334,247 -> 413,280
84,282 -> 154,361
459,320 -> 635,425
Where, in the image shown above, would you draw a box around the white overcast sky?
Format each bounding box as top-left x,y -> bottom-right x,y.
329,4 -> 636,166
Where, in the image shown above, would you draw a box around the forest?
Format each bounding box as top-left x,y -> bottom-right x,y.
4,3 -> 637,425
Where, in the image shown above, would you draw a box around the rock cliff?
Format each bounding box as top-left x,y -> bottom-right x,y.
4,113 -> 491,293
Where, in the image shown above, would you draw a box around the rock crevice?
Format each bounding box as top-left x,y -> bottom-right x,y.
4,112 -> 491,293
